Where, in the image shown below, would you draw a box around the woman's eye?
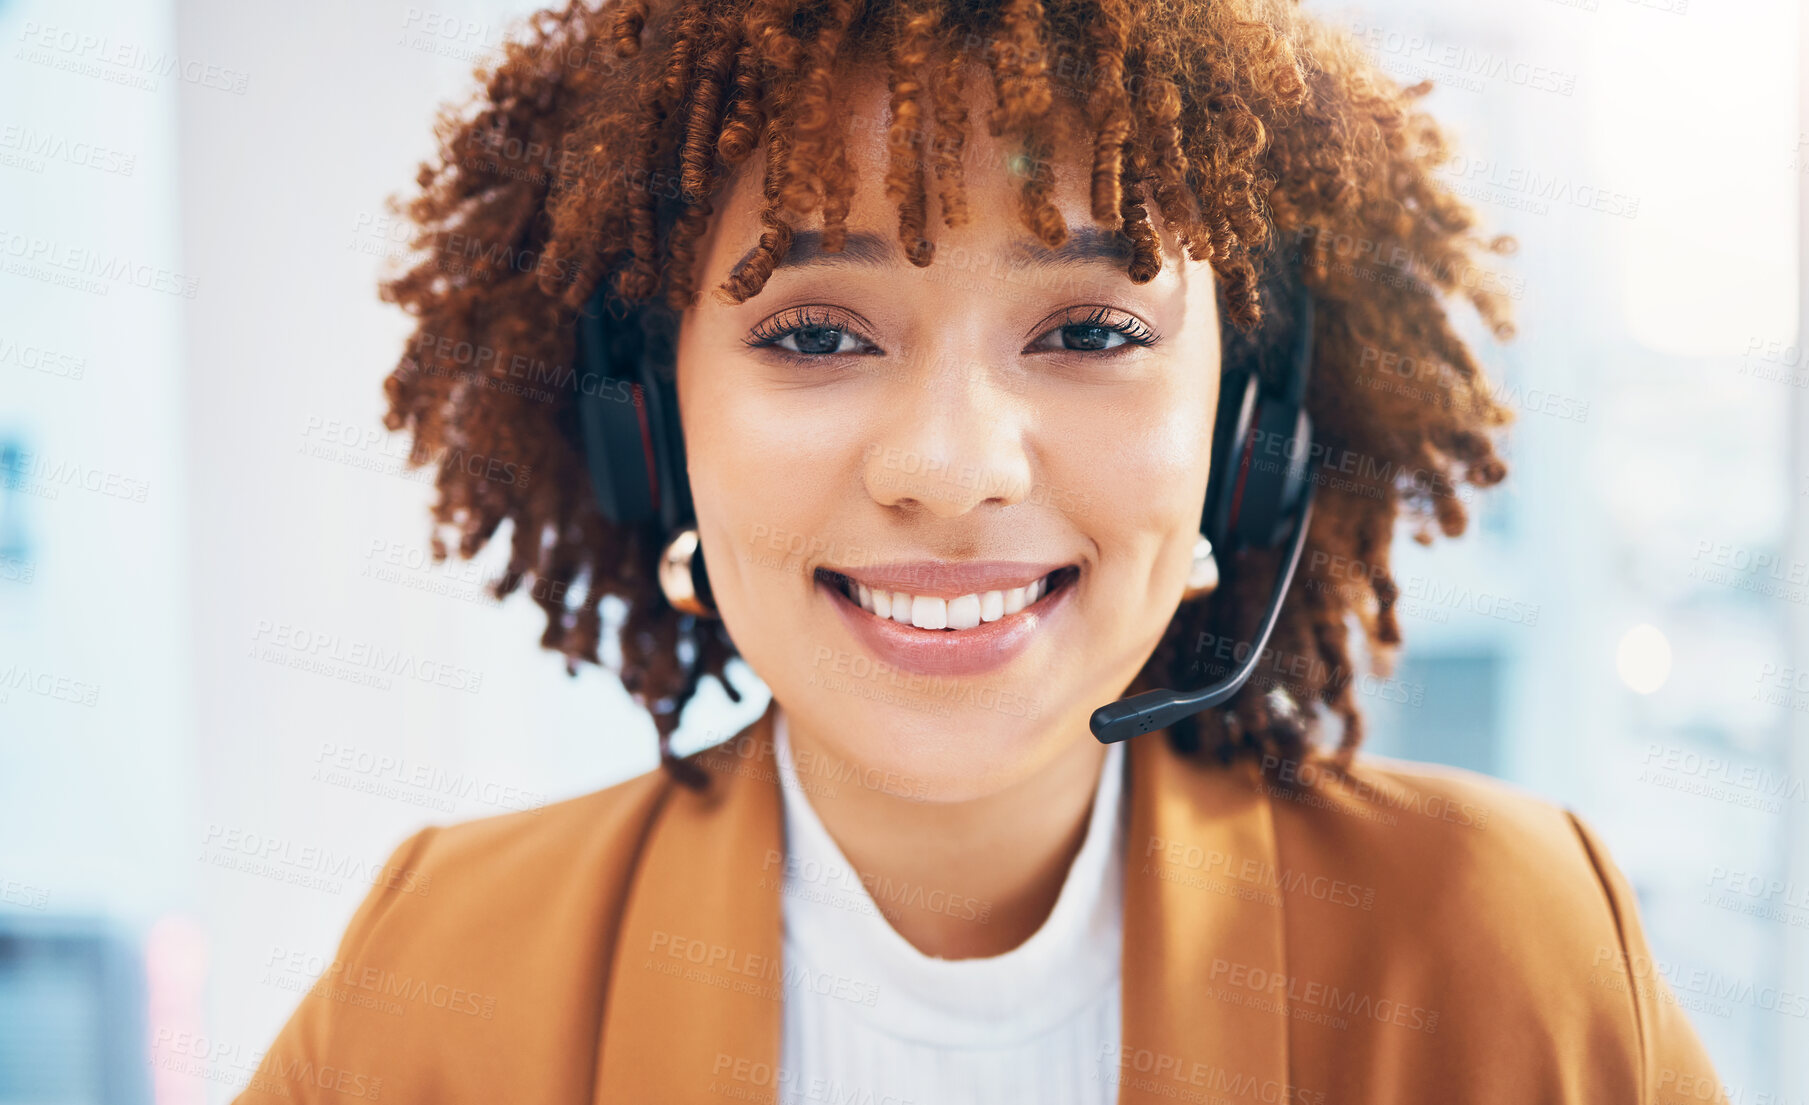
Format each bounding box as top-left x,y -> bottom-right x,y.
744,307 -> 880,358
1055,324 -> 1129,351
782,325 -> 862,355
1026,308 -> 1159,354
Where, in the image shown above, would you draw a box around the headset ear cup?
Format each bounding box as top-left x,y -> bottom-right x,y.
1234,393 -> 1310,549
647,372 -> 693,533
1203,372 -> 1260,552
575,305 -> 660,527
1278,407 -> 1314,526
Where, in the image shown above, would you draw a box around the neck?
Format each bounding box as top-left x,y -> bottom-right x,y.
781,708 -> 1110,960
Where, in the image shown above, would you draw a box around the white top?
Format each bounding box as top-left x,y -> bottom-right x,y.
772,707 -> 1127,1105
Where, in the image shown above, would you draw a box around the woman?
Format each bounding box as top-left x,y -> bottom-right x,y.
236,0 -> 1726,1102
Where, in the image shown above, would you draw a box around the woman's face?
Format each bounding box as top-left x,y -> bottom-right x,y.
677,70 -> 1221,802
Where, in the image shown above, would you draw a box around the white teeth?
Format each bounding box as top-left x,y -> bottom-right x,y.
842,571 -> 1064,629
910,595 -> 948,630
1003,586 -> 1026,615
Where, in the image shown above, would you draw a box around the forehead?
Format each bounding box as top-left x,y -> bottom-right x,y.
699,61 -> 1169,286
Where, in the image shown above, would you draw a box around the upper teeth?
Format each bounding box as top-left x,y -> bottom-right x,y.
849,573 -> 1056,630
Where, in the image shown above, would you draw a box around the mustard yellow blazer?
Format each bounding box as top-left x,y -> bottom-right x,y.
232,700 -> 1726,1104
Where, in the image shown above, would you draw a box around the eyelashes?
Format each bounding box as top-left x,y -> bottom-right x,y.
742,303 -> 1161,362
1030,304 -> 1160,352
742,305 -> 880,358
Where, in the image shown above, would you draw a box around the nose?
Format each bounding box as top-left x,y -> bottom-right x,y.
861,356 -> 1034,517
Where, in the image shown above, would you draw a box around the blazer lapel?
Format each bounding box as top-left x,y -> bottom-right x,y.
594,699 -> 785,1104
1118,733 -> 1294,1104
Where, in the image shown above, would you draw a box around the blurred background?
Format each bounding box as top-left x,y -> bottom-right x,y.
1,0 -> 1804,1099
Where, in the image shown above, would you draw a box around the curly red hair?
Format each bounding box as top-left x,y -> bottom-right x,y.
377,0 -> 1517,783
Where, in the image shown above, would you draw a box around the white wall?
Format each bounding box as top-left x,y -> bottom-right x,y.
0,0 -> 194,921
169,0 -> 759,1091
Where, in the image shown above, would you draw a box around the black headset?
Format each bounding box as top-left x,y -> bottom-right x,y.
573,260 -> 1318,746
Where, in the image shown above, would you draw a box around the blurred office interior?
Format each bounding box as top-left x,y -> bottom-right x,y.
1,0 -> 1804,1099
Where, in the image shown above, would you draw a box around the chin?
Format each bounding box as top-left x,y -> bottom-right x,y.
779,684 -> 1092,805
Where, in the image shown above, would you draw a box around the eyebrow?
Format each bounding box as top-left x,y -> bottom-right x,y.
730,225 -> 1137,276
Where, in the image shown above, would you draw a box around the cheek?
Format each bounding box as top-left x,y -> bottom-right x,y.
678,350 -> 768,613
685,380 -> 852,533
681,342 -> 768,524
677,350 -> 852,626
1048,378 -> 1217,538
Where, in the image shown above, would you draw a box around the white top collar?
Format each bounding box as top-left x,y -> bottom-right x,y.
772,706 -> 1126,1046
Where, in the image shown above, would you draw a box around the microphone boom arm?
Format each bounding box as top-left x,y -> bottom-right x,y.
1090,480 -> 1318,744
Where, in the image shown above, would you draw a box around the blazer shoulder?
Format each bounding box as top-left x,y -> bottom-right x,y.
1266,750 -> 1543,832
379,761 -> 677,957
412,760 -> 674,887
231,763 -> 676,1104
1265,752 -> 1617,935
1260,753 -> 1725,1103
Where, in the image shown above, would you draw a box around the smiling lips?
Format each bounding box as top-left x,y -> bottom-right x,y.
815,560 -> 1080,677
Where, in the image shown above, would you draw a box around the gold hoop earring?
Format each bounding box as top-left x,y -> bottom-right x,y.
1181,534 -> 1219,601
658,527 -> 718,618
